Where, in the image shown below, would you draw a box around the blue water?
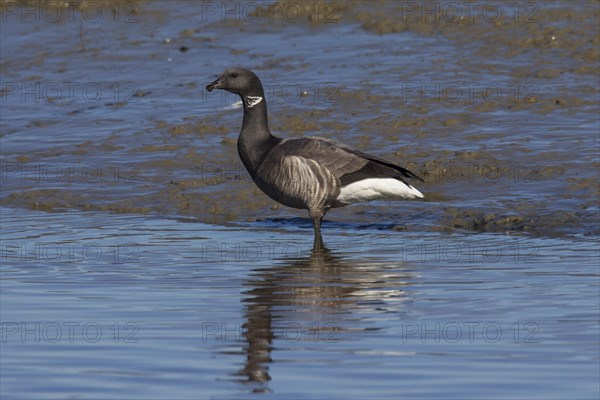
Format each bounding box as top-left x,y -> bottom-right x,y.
1,207 -> 598,399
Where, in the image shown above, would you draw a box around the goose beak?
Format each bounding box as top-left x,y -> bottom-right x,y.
206,76 -> 223,92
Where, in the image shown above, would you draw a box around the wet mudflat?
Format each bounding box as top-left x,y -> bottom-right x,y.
1,1 -> 599,399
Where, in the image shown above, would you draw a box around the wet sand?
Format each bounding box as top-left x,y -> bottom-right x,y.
1,1 -> 598,237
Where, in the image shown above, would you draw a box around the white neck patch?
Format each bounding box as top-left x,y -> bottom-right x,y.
244,96 -> 263,108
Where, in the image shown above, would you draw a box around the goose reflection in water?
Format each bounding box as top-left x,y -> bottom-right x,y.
232,242 -> 416,391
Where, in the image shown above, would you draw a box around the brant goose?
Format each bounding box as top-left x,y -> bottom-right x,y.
206,68 -> 423,245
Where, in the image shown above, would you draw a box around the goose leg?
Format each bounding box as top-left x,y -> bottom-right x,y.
309,208 -> 326,251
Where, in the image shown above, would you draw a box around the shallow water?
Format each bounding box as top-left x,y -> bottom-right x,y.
1,1 -> 599,399
1,207 -> 599,399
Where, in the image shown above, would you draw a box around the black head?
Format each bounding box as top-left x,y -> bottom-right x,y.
205,67 -> 264,97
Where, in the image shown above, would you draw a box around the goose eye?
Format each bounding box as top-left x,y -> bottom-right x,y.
230,73 -> 237,78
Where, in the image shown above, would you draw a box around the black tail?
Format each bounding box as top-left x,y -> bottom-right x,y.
340,158 -> 423,187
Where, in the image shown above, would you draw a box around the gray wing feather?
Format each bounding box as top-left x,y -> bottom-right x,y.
269,138 -> 367,179
269,137 -> 423,186
256,153 -> 338,210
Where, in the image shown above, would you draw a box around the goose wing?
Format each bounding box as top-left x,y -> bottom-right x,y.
267,137 -> 423,187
